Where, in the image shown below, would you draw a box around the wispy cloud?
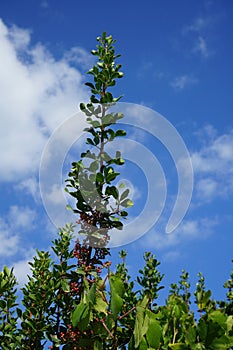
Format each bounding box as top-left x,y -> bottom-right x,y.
0,220 -> 19,257
192,127 -> 233,202
184,16 -> 210,34
8,205 -> 36,230
15,177 -> 41,203
41,1 -> 49,8
141,216 -> 218,252
10,251 -> 34,287
136,126 -> 232,257
193,36 -> 210,58
170,75 -> 198,91
183,15 -> 215,59
0,205 -> 36,258
63,47 -> 94,70
163,250 -> 181,262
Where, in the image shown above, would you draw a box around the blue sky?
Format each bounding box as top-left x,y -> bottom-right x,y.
0,0 -> 232,305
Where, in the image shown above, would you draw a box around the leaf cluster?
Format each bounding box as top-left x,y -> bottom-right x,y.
0,33 -> 232,350
65,32 -> 133,248
0,231 -> 232,349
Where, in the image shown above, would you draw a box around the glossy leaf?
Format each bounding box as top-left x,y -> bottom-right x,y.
115,129 -> 127,137
121,198 -> 134,208
105,185 -> 119,199
109,274 -> 125,320
120,188 -> 130,201
72,302 -> 90,328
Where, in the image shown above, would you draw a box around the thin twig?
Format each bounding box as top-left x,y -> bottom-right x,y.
100,318 -> 114,338
118,306 -> 136,320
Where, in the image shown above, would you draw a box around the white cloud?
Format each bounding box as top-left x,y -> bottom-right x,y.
64,46 -> 94,70
141,216 -> 218,251
11,252 -> 34,287
193,36 -> 210,58
46,183 -> 65,205
7,24 -> 31,50
163,251 -> 181,262
0,19 -> 88,182
185,17 -> 210,33
8,205 -> 36,230
192,129 -> 233,201
194,124 -> 217,144
170,75 -> 198,91
41,1 -> 49,8
0,205 -> 37,258
196,178 -> 218,201
183,16 -> 214,59
15,177 -> 41,203
0,219 -> 19,257
138,127 -> 232,254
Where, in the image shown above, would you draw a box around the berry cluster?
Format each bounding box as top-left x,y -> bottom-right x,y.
69,281 -> 79,293
59,324 -> 95,349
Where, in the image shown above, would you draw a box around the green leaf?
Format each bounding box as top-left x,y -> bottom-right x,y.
146,310 -> 162,349
121,199 -> 134,208
94,134 -> 100,144
100,151 -> 111,162
95,79 -> 102,91
120,189 -> 129,201
109,274 -> 125,320
209,335 -> 232,350
87,284 -> 96,305
101,92 -> 113,103
208,310 -> 227,328
85,82 -> 95,89
108,80 -> 116,87
198,317 -> 207,342
106,129 -> 115,140
168,343 -> 188,350
115,129 -> 127,137
138,336 -> 148,350
134,296 -> 149,348
61,279 -> 70,293
106,172 -> 120,183
66,204 -> 73,211
111,221 -> 123,230
80,103 -> 86,111
0,300 -> 6,308
16,307 -> 22,318
89,161 -> 99,173
90,95 -> 100,103
72,302 -> 90,328
226,315 -> 233,333
96,172 -> 104,183
86,138 -> 95,145
76,268 -> 86,275
90,120 -> 101,128
94,105 -> 102,115
102,114 -> 115,126
185,326 -> 196,345
113,95 -> 123,102
112,157 -> 125,165
3,266 -> 10,276
116,150 -> 121,158
95,296 -> 108,315
94,341 -> 103,350
105,186 -> 119,199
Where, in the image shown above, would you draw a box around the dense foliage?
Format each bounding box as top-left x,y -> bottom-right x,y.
0,32 -> 232,349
